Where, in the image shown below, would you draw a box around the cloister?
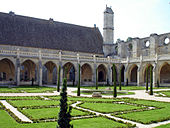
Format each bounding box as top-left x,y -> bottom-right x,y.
0,48 -> 170,87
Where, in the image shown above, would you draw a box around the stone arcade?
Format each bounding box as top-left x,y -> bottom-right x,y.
0,7 -> 170,87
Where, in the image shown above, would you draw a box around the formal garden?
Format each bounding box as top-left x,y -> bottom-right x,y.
0,85 -> 170,128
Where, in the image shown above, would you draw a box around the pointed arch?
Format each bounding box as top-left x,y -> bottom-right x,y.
43,61 -> 57,84
159,62 -> 170,83
0,58 -> 15,81
81,63 -> 92,82
20,59 -> 37,81
63,62 -> 75,82
129,64 -> 138,83
97,64 -> 107,82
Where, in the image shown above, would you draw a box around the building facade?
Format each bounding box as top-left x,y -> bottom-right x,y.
0,7 -> 170,87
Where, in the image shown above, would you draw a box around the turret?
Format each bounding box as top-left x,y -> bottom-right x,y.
103,5 -> 114,56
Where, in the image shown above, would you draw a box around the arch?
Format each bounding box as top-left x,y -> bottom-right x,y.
0,58 -> 15,81
63,62 -> 75,82
20,60 -> 37,82
120,65 -> 125,82
160,62 -> 170,83
97,64 -> 107,82
129,64 -> 138,83
143,64 -> 153,83
43,61 -> 57,84
81,63 -> 92,82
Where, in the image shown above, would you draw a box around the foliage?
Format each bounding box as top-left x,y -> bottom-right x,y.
112,64 -> 117,97
146,67 -> 148,91
119,68 -> 122,90
150,66 -> 153,95
157,79 -> 160,88
96,68 -> 98,90
57,65 -> 61,92
126,79 -> 128,86
57,78 -> 73,128
77,64 -> 80,96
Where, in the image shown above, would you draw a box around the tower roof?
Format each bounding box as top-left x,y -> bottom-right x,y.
104,6 -> 114,14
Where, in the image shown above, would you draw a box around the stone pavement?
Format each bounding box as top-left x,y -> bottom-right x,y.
0,100 -> 33,123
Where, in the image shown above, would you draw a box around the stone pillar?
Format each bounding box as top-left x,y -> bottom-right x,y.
153,63 -> 157,87
15,48 -> 20,86
38,50 -> 42,86
59,52 -> 63,85
137,67 -> 143,86
107,56 -> 112,85
15,58 -> 20,86
75,53 -> 80,85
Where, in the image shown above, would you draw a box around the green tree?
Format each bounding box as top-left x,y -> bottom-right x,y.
57,78 -> 73,128
96,68 -> 98,90
157,79 -> 160,88
57,65 -> 61,92
146,67 -> 148,91
113,64 -> 117,98
150,66 -> 153,95
77,64 -> 80,96
119,67 -> 122,90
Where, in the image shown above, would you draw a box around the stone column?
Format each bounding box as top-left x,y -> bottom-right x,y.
124,64 -> 128,86
38,50 -> 42,86
59,52 -> 63,85
153,63 -> 157,87
15,48 -> 20,86
107,56 -> 112,85
15,58 -> 20,86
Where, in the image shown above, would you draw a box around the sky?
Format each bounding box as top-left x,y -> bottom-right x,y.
0,0 -> 170,42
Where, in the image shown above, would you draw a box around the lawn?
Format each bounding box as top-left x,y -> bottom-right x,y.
79,102 -> 143,113
114,99 -> 170,124
8,100 -> 66,108
155,123 -> 170,128
21,107 -> 90,120
155,90 -> 170,97
0,96 -> 41,100
71,117 -> 129,128
0,109 -> 132,128
81,85 -> 169,90
72,90 -> 135,96
0,86 -> 56,93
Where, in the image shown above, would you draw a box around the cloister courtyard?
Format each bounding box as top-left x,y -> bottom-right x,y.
0,84 -> 170,128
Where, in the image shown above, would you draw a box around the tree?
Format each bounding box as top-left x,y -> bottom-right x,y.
57,65 -> 61,92
96,68 -> 98,90
119,67 -> 122,90
157,79 -> 160,88
126,79 -> 128,86
146,67 -> 148,91
150,66 -> 153,95
113,64 -> 117,98
77,64 -> 80,96
57,78 -> 73,128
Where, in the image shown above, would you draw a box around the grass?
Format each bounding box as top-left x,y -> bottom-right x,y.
81,85 -> 169,90
155,90 -> 170,97
21,107 -> 90,120
72,90 -> 135,96
114,99 -> 170,124
0,86 -> 56,93
155,123 -> 170,128
0,96 -> 41,100
71,117 -> 129,128
79,102 -> 143,113
47,96 -> 122,102
0,109 -> 132,128
8,100 -> 62,108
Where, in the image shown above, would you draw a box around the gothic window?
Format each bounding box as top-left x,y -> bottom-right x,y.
128,43 -> 133,51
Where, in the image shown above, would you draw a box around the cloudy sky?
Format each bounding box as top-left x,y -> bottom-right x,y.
0,0 -> 170,42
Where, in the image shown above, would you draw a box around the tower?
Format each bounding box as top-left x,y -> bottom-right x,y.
103,5 -> 114,56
